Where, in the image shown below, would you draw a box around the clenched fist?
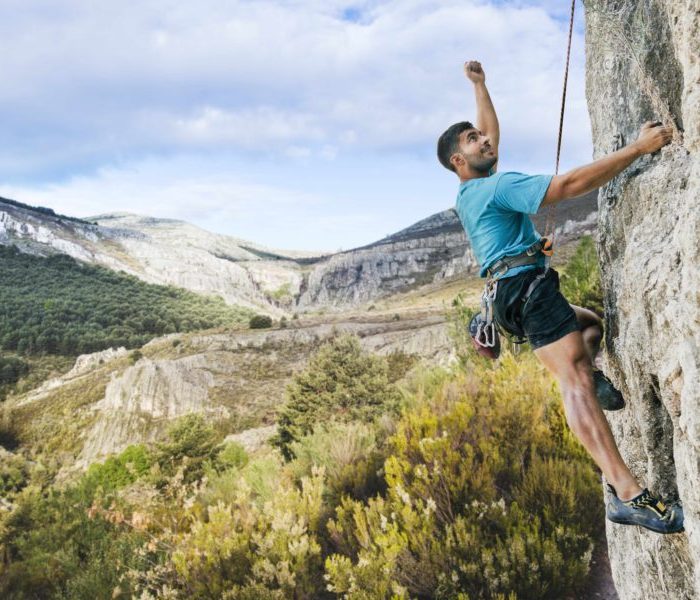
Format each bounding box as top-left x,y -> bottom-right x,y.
634,120 -> 674,154
464,60 -> 485,84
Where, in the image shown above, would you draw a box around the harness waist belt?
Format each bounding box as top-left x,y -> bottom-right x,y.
486,239 -> 547,279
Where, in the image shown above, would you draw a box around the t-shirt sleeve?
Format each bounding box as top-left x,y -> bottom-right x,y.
493,172 -> 553,215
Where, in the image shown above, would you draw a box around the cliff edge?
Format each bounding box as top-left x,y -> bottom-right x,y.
584,1 -> 698,598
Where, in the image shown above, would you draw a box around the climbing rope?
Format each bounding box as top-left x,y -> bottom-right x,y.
543,0 -> 577,247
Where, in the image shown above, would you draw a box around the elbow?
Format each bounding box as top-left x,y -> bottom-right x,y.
542,175 -> 574,206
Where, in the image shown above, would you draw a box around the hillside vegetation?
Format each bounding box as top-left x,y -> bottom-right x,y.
0,236 -> 605,598
0,234 -> 605,599
0,245 -> 257,400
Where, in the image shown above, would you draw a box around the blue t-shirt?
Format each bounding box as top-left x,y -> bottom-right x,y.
455,170 -> 553,279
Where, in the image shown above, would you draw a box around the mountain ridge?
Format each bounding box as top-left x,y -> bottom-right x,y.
1,189 -> 598,316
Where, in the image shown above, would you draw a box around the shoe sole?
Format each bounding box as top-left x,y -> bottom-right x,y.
607,514 -> 684,534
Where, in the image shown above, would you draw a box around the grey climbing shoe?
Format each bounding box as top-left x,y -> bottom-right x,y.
593,369 -> 625,411
606,484 -> 684,534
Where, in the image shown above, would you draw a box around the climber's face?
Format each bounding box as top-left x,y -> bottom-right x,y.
453,127 -> 497,173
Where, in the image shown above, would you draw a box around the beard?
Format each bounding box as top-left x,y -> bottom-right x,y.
466,152 -> 498,173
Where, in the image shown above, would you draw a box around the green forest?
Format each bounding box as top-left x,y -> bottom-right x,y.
0,244 -> 253,357
0,244 -> 256,400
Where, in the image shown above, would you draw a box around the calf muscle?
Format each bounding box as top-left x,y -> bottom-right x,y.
534,331 -> 641,499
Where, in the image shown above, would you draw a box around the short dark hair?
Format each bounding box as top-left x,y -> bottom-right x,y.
437,121 -> 474,172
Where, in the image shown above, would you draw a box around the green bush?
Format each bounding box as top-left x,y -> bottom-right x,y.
0,355 -> 30,401
136,464 -> 327,600
128,349 -> 143,364
0,355 -> 29,386
0,450 -> 32,502
249,314 -> 273,329
385,349 -> 419,383
271,333 -> 403,460
560,235 -> 603,316
79,444 -> 152,497
288,420 -> 390,506
151,413 -> 224,486
0,480 -> 149,599
215,440 -> 249,471
324,354 -> 601,599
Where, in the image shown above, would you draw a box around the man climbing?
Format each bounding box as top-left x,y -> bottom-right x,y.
437,60 -> 683,534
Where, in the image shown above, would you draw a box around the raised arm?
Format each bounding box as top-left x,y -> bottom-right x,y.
541,121 -> 674,205
465,61 -> 500,160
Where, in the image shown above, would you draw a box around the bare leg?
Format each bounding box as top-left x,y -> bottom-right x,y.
534,329 -> 642,501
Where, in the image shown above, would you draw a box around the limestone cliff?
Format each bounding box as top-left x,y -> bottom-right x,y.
584,1 -> 698,598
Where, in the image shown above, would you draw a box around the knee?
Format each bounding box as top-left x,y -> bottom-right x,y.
561,355 -> 594,392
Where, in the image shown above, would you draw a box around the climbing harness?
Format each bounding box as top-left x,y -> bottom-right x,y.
470,237 -> 553,358
469,0 -> 576,358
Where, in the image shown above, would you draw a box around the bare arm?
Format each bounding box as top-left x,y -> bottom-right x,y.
542,121 -> 673,205
465,61 -> 500,152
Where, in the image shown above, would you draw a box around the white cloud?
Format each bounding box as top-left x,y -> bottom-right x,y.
0,1 -> 593,250
0,0 -> 589,170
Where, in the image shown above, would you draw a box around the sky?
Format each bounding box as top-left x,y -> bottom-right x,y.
0,0 -> 590,253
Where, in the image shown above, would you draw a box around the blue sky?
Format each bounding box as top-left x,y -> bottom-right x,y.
0,0 -> 589,253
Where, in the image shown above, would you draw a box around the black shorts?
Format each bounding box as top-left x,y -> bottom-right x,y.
492,267 -> 581,350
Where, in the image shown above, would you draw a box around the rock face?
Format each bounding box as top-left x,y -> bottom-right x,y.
584,1 -> 698,598
296,210 -> 478,309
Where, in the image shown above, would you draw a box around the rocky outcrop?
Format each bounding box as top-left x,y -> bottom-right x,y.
584,1 -> 698,598
296,198 -> 598,311
41,314 -> 454,471
296,210 -> 477,309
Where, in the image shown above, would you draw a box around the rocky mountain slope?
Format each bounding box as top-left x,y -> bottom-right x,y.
1,189 -> 597,315
5,311 -> 453,482
584,1 -> 698,598
0,198 -> 324,316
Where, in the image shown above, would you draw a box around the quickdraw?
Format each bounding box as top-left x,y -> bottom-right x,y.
469,278 -> 501,359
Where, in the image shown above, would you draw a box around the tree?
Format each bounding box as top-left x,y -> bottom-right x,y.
272,334 -> 402,460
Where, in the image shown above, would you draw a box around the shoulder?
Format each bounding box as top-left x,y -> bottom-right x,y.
493,171 -> 529,187
494,171 -> 554,194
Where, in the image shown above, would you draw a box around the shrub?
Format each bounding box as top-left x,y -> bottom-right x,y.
0,449 -> 32,502
0,480 -> 149,599
288,420 -> 391,506
271,334 -> 403,460
151,413 -> 223,486
215,441 -> 249,472
133,465 -> 327,599
385,349 -> 419,383
560,235 -> 603,317
0,355 -> 29,386
79,444 -> 152,497
249,314 -> 273,329
324,353 -> 601,599
129,349 -> 143,364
